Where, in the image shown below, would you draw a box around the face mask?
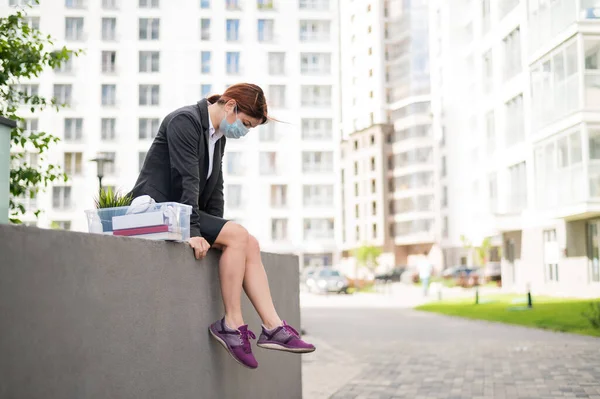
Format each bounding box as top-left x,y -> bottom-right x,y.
220,107 -> 249,139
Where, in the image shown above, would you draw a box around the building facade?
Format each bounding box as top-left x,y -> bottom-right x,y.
430,0 -> 600,296
339,0 -> 437,270
4,0 -> 341,268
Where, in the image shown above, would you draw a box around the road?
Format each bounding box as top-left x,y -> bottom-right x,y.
300,287 -> 600,399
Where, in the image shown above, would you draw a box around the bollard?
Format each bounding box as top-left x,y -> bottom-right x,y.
527,290 -> 533,308
475,287 -> 479,305
0,117 -> 16,225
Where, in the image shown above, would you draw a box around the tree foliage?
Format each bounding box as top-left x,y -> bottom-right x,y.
1,1 -> 80,223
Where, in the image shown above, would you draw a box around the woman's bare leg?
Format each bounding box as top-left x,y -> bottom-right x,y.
242,235 -> 282,330
213,222 -> 249,329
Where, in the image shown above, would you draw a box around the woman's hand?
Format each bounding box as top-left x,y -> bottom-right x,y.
189,236 -> 211,259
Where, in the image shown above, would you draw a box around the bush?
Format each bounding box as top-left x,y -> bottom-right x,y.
582,301 -> 600,330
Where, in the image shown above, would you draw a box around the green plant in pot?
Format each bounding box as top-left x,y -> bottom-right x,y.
94,188 -> 133,232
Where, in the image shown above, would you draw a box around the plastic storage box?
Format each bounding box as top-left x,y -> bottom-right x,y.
85,202 -> 192,242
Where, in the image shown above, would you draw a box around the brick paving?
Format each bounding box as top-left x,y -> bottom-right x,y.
302,296 -> 600,399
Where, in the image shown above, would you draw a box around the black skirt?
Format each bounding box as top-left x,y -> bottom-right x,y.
198,211 -> 229,246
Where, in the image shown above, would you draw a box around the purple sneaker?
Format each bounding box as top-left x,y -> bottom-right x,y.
257,321 -> 316,353
209,318 -> 258,369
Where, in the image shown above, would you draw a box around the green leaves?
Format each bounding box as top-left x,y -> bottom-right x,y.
94,188 -> 133,209
2,3 -> 80,223
353,245 -> 382,270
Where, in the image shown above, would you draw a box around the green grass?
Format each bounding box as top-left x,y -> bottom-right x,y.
416,294 -> 600,338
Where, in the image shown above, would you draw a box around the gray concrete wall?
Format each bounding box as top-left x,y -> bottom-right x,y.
0,225 -> 302,399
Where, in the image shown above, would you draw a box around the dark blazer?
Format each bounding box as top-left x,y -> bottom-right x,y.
130,99 -> 226,238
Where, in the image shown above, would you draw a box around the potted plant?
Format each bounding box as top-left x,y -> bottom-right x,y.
94,188 -> 133,232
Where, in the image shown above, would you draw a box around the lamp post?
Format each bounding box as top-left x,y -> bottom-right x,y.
90,154 -> 114,192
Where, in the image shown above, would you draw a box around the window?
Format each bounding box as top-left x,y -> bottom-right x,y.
482,49 -> 493,94
299,20 -> 330,42
302,151 -> 333,173
102,0 -> 117,9
258,19 -> 274,42
139,18 -> 159,40
370,135 -> 375,145
100,152 -> 116,175
52,186 -> 72,209
101,84 -> 116,106
227,152 -> 244,175
372,201 -> 377,216
138,151 -> 147,171
543,229 -> 559,282
139,118 -> 159,139
268,52 -> 285,75
508,162 -> 527,213
9,0 -> 36,5
64,118 -> 82,141
25,16 -> 40,30
372,223 -> 377,239
481,0 -> 491,33
12,84 -> 38,105
303,185 -> 333,207
257,124 -> 275,141
355,204 -> 359,218
271,219 -> 288,241
270,185 -> 287,207
299,0 -> 329,10
226,52 -> 240,74
258,0 -> 274,9
139,85 -> 160,106
301,85 -> 332,107
226,19 -> 240,41
201,84 -> 212,98
102,51 -> 116,73
303,218 -> 334,240
370,157 -> 375,171
587,220 -> 600,283
300,53 -> 331,75
226,0 -> 240,9
354,183 -> 359,196
505,94 -> 524,145
200,18 -> 211,40
354,162 -> 358,175
20,119 -> 38,138
486,111 -> 495,153
226,184 -> 243,208
53,84 -> 72,106
442,216 -> 448,238
65,17 -> 84,41
54,56 -> 73,74
139,51 -> 159,73
65,0 -> 85,8
260,152 -> 279,175
269,85 -> 286,108
200,0 -> 210,8
201,51 -> 211,73
355,226 -> 360,241
64,152 -> 82,176
442,185 -> 448,208
102,17 -> 116,41
503,27 -> 521,80
371,179 -> 376,193
139,0 -> 159,7
488,173 -> 497,212
499,0 -> 519,18
101,118 -> 116,141
51,221 -> 72,230
302,119 -> 332,140
441,156 -> 447,177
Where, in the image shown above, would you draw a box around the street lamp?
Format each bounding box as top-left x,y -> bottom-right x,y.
90,153 -> 114,192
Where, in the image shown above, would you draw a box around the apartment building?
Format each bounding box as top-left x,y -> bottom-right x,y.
339,0 -> 437,270
430,0 -> 600,296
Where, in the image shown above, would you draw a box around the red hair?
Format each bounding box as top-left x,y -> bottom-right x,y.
207,83 -> 268,124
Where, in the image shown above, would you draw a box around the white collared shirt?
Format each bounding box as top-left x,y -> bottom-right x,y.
207,114 -> 224,179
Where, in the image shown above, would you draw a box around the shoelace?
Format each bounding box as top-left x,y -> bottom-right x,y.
281,321 -> 299,338
240,329 -> 256,353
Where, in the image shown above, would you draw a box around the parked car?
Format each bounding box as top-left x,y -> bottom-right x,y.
442,266 -> 479,279
305,268 -> 349,294
375,267 -> 407,283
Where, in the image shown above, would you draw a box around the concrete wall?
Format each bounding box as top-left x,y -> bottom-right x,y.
0,225 -> 302,399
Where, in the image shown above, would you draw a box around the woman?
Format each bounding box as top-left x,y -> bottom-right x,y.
130,83 -> 315,369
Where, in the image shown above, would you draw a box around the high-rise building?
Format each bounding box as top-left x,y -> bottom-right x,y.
339,0 -> 436,269
430,0 -> 600,296
4,0 -> 341,268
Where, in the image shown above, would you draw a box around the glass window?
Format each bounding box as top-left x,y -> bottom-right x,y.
557,136 -> 569,168
570,131 -> 582,164
590,129 -> 600,159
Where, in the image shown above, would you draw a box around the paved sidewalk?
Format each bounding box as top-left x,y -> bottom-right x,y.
301,289 -> 600,399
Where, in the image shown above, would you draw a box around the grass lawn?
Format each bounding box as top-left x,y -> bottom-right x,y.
416,294 -> 600,338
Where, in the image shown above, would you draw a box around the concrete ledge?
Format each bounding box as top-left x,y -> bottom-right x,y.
0,225 -> 302,399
